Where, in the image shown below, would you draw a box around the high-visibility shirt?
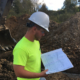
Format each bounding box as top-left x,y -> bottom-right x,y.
13,36 -> 41,80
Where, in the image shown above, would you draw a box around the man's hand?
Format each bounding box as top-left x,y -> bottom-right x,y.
40,69 -> 48,77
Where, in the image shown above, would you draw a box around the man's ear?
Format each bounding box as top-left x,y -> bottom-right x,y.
32,26 -> 37,32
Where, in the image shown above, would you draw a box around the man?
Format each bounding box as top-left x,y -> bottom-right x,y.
13,11 -> 50,80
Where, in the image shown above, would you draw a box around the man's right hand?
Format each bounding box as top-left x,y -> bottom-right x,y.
40,69 -> 48,77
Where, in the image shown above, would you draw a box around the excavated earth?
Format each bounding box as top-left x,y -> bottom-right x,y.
0,12 -> 80,80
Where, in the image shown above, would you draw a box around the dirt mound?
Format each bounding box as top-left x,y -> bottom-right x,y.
0,58 -> 16,80
5,14 -> 30,41
40,12 -> 80,74
0,14 -> 30,80
5,12 -> 80,74
0,12 -> 80,80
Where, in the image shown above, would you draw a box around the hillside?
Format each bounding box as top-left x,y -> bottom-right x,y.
0,12 -> 80,80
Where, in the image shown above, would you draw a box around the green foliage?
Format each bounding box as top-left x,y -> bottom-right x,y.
13,0 -> 21,14
7,0 -> 80,23
62,0 -> 77,12
7,0 -> 35,18
58,13 -> 74,22
48,10 -> 76,23
39,4 -> 48,13
71,0 -> 77,5
37,1 -> 79,23
45,0 -> 78,23
21,0 -> 34,14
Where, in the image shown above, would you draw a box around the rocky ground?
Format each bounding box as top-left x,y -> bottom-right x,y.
0,12 -> 80,80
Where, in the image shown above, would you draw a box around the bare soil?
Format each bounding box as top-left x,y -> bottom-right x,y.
0,12 -> 80,80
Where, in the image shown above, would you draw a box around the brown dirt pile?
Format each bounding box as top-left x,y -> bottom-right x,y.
0,58 -> 16,80
5,14 -> 30,41
5,12 -> 80,74
0,12 -> 80,80
40,12 -> 80,74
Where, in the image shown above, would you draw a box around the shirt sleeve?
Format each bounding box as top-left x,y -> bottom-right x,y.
13,48 -> 28,66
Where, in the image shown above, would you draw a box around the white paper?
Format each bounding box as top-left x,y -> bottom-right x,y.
41,48 -> 74,74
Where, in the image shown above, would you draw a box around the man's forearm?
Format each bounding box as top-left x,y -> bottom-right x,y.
13,65 -> 47,78
16,69 -> 42,78
13,65 -> 42,78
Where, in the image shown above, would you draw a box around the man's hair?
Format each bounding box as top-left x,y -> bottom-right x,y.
27,21 -> 35,28
26,21 -> 42,30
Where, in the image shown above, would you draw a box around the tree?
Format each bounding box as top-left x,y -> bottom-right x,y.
63,0 -> 72,9
13,0 -> 22,14
71,0 -> 77,4
7,0 -> 35,17
21,0 -> 34,14
31,0 -> 39,11
39,4 -> 48,13
62,0 -> 77,12
13,0 -> 34,14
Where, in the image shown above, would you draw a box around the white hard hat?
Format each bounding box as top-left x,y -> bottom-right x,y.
28,11 -> 50,32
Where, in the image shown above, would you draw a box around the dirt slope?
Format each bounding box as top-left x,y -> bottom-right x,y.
0,12 -> 80,80
40,12 -> 80,74
5,14 -> 30,41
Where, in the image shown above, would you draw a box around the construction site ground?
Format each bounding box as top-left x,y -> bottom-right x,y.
0,12 -> 80,80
